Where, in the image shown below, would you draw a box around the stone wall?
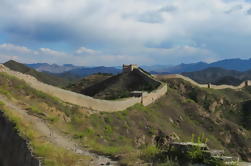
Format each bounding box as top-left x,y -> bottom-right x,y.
0,65 -> 167,112
155,74 -> 251,90
0,111 -> 40,166
134,69 -> 167,106
142,83 -> 167,106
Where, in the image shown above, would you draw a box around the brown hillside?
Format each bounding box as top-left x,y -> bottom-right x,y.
80,69 -> 161,100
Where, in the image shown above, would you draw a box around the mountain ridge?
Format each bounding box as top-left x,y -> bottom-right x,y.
182,67 -> 251,86
26,58 -> 251,74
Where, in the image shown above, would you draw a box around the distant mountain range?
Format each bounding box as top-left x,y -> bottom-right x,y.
27,63 -> 80,73
27,63 -> 121,78
182,67 -> 251,86
26,58 -> 251,74
147,58 -> 251,74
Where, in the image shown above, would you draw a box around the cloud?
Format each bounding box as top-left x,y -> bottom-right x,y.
38,48 -> 68,57
123,5 -> 177,24
75,47 -> 99,55
0,43 -> 216,66
225,4 -> 243,14
0,43 -> 32,54
247,8 -> 251,14
0,43 -> 69,64
0,0 -> 251,65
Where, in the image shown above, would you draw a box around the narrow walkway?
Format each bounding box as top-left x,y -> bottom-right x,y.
0,95 -> 118,166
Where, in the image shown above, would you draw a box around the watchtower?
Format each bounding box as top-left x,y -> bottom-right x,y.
122,64 -> 138,73
208,83 -> 211,89
245,80 -> 249,87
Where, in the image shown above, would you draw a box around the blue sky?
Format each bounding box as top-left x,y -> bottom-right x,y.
1,0 -> 251,66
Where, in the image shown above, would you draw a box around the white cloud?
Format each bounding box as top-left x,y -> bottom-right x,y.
75,47 -> 99,55
0,43 -> 32,54
1,0 -> 251,65
38,48 -> 68,57
0,43 -> 216,66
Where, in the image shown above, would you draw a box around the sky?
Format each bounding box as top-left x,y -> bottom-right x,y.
1,0 -> 251,66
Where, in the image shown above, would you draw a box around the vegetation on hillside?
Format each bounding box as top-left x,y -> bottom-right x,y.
0,72 -> 91,166
0,71 -> 250,165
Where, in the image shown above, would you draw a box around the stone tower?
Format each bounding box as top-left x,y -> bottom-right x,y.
122,64 -> 138,73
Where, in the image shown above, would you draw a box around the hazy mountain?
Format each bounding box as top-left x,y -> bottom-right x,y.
27,63 -> 80,73
151,58 -> 251,74
26,58 -> 251,75
182,67 -> 251,85
56,66 -> 121,78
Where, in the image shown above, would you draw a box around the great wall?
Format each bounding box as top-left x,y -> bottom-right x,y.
0,64 -> 167,112
1,64 -> 251,113
155,74 -> 251,90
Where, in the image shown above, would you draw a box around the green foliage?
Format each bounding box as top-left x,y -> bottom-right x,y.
73,132 -> 84,139
104,125 -> 113,134
191,133 -> 208,144
0,88 -> 12,98
28,105 -> 43,115
140,145 -> 160,162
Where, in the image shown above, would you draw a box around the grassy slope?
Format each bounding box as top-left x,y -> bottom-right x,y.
0,71 -> 250,165
4,60 -> 71,87
0,72 -> 91,166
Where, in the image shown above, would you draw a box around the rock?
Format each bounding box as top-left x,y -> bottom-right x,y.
209,101 -> 218,113
169,132 -> 180,141
219,98 -> 224,105
135,135 -> 146,148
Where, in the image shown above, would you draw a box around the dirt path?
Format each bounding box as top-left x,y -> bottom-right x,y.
0,95 -> 119,166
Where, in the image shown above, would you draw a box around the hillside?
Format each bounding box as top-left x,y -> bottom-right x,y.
79,69 -> 161,100
182,67 -> 251,86
27,63 -> 80,73
0,69 -> 250,165
4,60 -> 71,87
65,73 -> 113,93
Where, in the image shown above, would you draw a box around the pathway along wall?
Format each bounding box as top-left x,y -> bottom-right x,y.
0,111 -> 40,166
0,65 -> 167,112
